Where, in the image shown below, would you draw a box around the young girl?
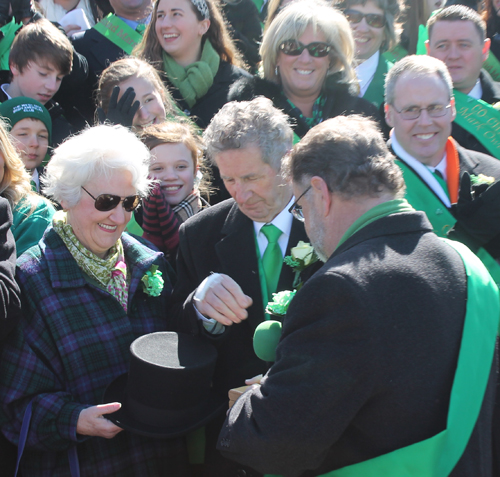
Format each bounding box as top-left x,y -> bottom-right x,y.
97,57 -> 179,131
138,120 -> 208,259
134,0 -> 250,129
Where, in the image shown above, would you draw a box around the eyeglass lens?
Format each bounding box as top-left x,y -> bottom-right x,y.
280,40 -> 332,57
344,9 -> 386,28
82,187 -> 141,212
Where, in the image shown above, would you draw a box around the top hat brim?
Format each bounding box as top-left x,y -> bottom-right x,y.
103,373 -> 227,439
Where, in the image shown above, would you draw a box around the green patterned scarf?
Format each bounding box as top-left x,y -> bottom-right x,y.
162,40 -> 220,108
52,211 -> 129,311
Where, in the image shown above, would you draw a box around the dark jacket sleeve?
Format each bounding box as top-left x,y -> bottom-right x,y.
0,197 -> 21,344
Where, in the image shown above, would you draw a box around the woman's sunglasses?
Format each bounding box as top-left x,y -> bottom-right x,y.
82,186 -> 141,212
279,40 -> 332,58
344,9 -> 386,28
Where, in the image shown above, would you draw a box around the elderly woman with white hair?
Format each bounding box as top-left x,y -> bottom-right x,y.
0,125 -> 189,476
229,0 -> 380,143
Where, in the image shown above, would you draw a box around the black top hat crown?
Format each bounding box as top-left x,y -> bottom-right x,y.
103,332 -> 226,438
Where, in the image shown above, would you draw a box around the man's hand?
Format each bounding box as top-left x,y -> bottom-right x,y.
194,273 -> 253,326
76,403 -> 123,439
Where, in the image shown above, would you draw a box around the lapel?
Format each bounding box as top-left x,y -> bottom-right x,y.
87,28 -> 125,70
215,203 -> 264,328
276,218 -> 308,292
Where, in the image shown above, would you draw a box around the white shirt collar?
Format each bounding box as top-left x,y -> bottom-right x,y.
31,168 -> 40,192
467,79 -> 482,100
254,196 -> 295,257
391,131 -> 451,207
355,51 -> 379,98
1,84 -> 12,100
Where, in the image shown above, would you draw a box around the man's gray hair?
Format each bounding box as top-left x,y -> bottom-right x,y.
287,115 -> 405,199
203,97 -> 293,171
43,124 -> 153,208
385,55 -> 453,105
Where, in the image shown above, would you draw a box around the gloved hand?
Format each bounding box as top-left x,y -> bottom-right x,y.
96,86 -> 140,128
448,172 -> 500,253
142,183 -> 180,254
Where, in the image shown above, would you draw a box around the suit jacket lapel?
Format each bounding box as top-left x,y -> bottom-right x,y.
215,203 -> 264,328
277,218 -> 308,292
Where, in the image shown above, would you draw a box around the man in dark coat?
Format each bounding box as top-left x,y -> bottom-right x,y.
217,114 -> 498,477
426,5 -> 500,158
172,97 -> 318,476
384,54 -> 500,284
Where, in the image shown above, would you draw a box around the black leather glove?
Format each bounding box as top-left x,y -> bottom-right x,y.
448,172 -> 500,253
96,86 -> 140,128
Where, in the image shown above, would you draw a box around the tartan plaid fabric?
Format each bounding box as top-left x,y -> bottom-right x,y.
172,192 -> 201,224
0,228 -> 185,476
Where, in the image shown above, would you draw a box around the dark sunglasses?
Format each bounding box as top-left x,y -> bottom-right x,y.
344,9 -> 386,28
279,40 -> 332,58
82,186 -> 141,212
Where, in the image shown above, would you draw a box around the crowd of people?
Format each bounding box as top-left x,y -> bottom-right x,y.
0,0 -> 499,476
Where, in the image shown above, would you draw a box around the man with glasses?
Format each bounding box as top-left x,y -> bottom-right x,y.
385,54 -> 500,285
171,97 -> 317,476
426,5 -> 500,158
216,114 -> 498,476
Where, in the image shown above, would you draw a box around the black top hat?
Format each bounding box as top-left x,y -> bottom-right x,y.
103,332 -> 226,438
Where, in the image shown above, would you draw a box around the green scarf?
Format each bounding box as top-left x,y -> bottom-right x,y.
162,40 -> 220,108
53,210 -> 129,311
336,199 -> 414,250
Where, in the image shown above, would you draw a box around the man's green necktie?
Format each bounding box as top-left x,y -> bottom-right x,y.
431,169 -> 449,198
261,224 -> 283,300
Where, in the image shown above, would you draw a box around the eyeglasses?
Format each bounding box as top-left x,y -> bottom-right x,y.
288,185 -> 312,222
344,9 -> 386,28
392,103 -> 452,120
279,40 -> 332,58
82,186 -> 141,212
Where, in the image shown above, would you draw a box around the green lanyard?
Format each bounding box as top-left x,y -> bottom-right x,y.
267,239 -> 499,477
93,14 -> 143,55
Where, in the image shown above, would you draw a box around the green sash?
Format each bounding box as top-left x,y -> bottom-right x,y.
363,56 -> 393,108
0,19 -> 22,71
453,89 -> 500,160
483,51 -> 500,82
267,239 -> 499,477
397,159 -> 500,287
252,0 -> 264,11
382,43 -> 408,64
93,14 -> 143,56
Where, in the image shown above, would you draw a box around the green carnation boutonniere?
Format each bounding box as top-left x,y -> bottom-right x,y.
266,290 -> 297,316
141,265 -> 164,297
470,173 -> 495,186
283,241 -> 319,289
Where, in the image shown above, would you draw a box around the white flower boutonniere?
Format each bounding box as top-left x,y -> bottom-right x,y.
284,241 -> 319,289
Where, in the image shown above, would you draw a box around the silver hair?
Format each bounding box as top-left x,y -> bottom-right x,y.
42,125 -> 153,208
385,55 -> 453,106
203,97 -> 293,171
260,0 -> 356,85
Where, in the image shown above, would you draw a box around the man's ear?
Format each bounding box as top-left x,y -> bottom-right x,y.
385,103 -> 395,128
311,176 -> 331,217
482,38 -> 491,63
425,39 -> 430,55
10,63 -> 20,78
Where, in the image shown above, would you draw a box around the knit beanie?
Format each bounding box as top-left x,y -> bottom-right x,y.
0,96 -> 52,144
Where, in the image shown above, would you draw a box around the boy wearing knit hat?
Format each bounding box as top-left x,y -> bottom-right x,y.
0,97 -> 52,192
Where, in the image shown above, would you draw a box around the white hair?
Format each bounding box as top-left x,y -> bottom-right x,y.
43,125 -> 153,208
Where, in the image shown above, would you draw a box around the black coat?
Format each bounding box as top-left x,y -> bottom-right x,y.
172,198 -> 317,396
228,74 -> 381,139
451,69 -> 500,156
217,211 -> 496,477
